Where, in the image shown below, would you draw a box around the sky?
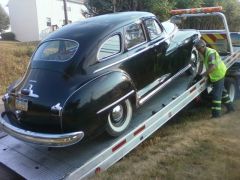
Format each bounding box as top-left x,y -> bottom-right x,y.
0,0 -> 9,14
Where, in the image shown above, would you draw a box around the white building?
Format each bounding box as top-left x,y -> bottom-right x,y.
8,0 -> 87,42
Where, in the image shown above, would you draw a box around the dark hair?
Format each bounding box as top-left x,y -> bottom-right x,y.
194,39 -> 206,48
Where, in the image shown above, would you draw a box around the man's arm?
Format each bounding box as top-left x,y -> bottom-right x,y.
202,53 -> 216,77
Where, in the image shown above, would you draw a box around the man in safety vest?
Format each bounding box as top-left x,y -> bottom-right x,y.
194,39 -> 234,118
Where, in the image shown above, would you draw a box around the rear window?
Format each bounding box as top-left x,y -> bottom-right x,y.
33,40 -> 78,61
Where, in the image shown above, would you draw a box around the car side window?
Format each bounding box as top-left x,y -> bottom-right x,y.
145,19 -> 162,40
125,23 -> 146,49
98,34 -> 121,60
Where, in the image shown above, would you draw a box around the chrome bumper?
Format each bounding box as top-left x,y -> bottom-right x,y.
0,113 -> 84,147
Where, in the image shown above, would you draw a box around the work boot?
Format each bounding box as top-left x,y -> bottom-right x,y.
226,103 -> 235,113
211,111 -> 221,118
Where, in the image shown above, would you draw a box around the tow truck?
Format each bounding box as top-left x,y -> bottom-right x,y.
0,7 -> 240,179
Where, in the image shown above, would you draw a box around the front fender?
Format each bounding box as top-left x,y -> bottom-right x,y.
62,71 -> 136,135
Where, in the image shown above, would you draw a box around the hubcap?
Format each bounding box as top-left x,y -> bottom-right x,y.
111,105 -> 124,123
191,53 -> 197,71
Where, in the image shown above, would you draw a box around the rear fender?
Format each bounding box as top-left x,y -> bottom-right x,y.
62,71 -> 136,135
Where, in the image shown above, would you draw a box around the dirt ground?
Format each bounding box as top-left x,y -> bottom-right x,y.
92,100 -> 240,180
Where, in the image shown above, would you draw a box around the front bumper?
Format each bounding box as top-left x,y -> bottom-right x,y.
0,112 -> 84,147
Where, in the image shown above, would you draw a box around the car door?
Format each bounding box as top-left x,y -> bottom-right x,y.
144,18 -> 171,83
122,22 -> 156,91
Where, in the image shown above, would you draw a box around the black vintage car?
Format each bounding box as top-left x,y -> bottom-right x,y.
0,11 -> 200,147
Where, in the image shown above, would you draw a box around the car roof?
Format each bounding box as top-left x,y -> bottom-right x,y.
44,11 -> 155,44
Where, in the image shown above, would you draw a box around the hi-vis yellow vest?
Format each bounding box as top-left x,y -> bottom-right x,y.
204,47 -> 226,82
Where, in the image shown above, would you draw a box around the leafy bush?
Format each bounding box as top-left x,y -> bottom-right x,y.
1,32 -> 15,41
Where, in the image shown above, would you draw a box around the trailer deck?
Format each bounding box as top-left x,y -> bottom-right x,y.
0,73 -> 194,180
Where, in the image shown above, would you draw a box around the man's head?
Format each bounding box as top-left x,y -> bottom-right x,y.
194,39 -> 206,54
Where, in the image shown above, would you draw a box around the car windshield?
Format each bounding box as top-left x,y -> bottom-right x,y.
33,40 -> 78,61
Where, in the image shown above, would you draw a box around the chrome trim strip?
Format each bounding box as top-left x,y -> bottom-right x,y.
97,90 -> 135,114
94,46 -> 151,73
0,114 -> 84,147
139,64 -> 191,105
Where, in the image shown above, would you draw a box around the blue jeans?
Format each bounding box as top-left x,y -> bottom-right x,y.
211,78 -> 233,117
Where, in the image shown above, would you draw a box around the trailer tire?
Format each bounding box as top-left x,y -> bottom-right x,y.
106,99 -> 132,137
225,77 -> 237,102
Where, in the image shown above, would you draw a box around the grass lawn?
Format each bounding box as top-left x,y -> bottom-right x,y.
92,101 -> 240,180
0,41 -> 37,94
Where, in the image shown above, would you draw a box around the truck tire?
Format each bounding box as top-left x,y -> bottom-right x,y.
225,77 -> 237,102
106,99 -> 133,137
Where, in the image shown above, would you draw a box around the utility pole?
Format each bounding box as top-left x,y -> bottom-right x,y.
63,0 -> 68,25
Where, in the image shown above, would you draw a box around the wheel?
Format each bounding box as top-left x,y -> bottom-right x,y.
106,99 -> 132,137
187,49 -> 201,76
225,77 -> 237,102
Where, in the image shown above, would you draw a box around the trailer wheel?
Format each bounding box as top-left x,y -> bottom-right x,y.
187,49 -> 201,76
106,99 -> 132,137
225,77 -> 237,102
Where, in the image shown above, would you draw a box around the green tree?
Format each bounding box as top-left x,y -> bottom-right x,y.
86,0 -> 240,31
221,0 -> 240,31
115,0 -> 148,11
86,0 -> 151,15
0,4 -> 9,33
202,0 -> 224,6
201,0 -> 240,31
148,0 -> 175,21
86,0 -> 112,15
172,0 -> 203,9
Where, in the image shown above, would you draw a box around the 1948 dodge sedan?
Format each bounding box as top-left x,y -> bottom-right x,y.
0,11 -> 200,147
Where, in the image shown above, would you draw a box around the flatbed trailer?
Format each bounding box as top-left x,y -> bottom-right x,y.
1,9 -> 240,180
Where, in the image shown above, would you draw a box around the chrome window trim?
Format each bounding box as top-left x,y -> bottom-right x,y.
124,22 -> 147,50
94,45 -> 151,73
93,27 -> 178,74
32,38 -> 79,63
126,41 -> 147,51
93,23 -> 179,73
144,18 -> 163,40
97,34 -> 122,62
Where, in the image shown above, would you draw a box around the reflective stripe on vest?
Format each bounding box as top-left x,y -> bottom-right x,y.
204,47 -> 226,82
